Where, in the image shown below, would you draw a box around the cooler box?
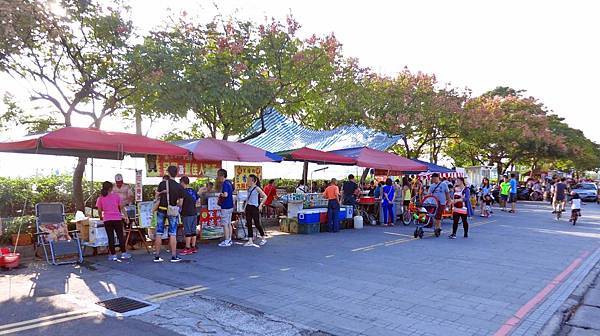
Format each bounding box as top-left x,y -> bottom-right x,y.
339,208 -> 347,220
319,211 -> 327,224
345,206 -> 354,218
298,210 -> 321,224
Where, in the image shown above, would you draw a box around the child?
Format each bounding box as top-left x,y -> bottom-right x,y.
481,194 -> 493,218
569,191 -> 581,224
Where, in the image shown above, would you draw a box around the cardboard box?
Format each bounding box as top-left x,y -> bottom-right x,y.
74,218 -> 90,241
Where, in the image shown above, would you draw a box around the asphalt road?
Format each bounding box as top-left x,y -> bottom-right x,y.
2,200 -> 600,336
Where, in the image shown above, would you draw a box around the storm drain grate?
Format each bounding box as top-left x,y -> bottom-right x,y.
96,297 -> 150,314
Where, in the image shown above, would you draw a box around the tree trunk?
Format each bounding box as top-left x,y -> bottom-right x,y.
496,161 -> 504,180
73,157 -> 87,211
302,162 -> 309,185
360,168 -> 370,184
402,136 -> 411,159
135,110 -> 142,135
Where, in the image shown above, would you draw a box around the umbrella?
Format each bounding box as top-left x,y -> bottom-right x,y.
278,147 -> 356,165
175,138 -> 282,162
330,147 -> 427,172
0,127 -> 189,159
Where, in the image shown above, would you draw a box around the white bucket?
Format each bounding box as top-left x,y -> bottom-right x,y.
353,215 -> 363,229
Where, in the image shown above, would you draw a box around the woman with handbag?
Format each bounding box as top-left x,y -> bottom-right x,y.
449,177 -> 470,239
244,174 -> 268,247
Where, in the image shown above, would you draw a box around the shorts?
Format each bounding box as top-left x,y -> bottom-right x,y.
500,194 -> 509,202
508,193 -> 517,203
403,200 -> 410,206
156,211 -> 178,236
434,206 -> 444,220
220,208 -> 233,227
182,215 -> 197,237
571,209 -> 581,216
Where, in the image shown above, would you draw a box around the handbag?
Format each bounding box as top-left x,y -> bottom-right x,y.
165,179 -> 180,217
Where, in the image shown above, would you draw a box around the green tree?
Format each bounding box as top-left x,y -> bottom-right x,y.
0,0 -> 142,210
364,69 -> 466,162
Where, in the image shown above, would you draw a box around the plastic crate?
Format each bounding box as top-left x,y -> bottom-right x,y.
297,223 -> 319,234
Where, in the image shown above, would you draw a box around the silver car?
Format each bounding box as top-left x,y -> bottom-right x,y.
571,183 -> 598,202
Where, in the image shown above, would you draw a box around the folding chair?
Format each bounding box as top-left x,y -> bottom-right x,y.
124,205 -> 151,254
35,203 -> 84,265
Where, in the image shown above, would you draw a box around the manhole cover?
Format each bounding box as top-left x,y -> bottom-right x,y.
96,297 -> 150,314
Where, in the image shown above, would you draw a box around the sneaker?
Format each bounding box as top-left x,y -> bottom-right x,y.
258,238 -> 267,246
120,252 -> 132,260
107,254 -> 118,261
448,234 -> 456,239
170,256 -> 182,263
179,248 -> 192,256
218,240 -> 229,247
191,247 -> 198,254
225,240 -> 233,247
243,241 -> 259,248
153,255 -> 164,263
463,234 -> 469,238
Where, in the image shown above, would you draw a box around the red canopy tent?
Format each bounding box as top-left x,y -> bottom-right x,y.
329,147 -> 427,172
278,147 -> 356,165
175,138 -> 282,162
0,127 -> 189,159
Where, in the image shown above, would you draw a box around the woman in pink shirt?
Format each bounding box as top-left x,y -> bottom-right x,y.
96,181 -> 131,261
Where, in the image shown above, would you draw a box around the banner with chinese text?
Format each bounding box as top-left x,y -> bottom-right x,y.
146,155 -> 221,178
234,165 -> 262,191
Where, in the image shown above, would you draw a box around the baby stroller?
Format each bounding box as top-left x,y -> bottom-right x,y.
413,195 -> 441,239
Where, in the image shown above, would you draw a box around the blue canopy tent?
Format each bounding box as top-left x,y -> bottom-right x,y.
404,159 -> 454,175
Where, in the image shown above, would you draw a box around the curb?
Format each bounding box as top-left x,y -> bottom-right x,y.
538,262 -> 600,336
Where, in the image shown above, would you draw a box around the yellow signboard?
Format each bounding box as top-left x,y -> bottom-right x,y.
234,165 -> 262,191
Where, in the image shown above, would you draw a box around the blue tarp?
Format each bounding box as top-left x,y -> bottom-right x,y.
243,108 -> 402,152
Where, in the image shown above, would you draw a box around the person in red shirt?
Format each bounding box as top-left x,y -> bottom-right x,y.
263,179 -> 278,218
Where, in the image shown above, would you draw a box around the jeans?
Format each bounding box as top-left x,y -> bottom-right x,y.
104,220 -> 125,255
382,203 -> 394,225
245,205 -> 265,238
327,199 -> 340,232
156,211 -> 178,236
182,215 -> 197,237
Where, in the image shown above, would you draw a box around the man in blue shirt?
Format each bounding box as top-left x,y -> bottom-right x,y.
509,173 -> 518,213
217,168 -> 235,247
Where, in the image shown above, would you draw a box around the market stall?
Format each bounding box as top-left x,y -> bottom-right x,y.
329,147 -> 427,224
174,138 -> 283,241
0,127 -> 191,255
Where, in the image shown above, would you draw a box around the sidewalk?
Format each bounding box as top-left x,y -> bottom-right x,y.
560,266 -> 600,336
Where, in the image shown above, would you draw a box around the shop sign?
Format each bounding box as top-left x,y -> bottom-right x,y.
135,169 -> 143,202
234,165 -> 262,191
146,155 -> 221,178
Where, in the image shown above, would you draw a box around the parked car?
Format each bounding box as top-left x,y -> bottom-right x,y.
571,183 -> 598,202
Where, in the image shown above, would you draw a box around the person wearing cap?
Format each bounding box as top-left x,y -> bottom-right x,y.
113,173 -> 134,207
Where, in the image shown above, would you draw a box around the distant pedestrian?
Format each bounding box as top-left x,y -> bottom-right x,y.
323,178 -> 341,232
449,177 -> 469,239
342,174 -> 359,207
295,180 -> 308,194
179,176 -> 199,256
374,181 -> 384,199
244,174 -> 268,247
479,177 -> 491,216
509,173 -> 518,213
552,178 -> 568,214
263,179 -> 278,218
382,178 -> 396,226
499,176 -> 511,211
96,181 -> 131,261
154,165 -> 184,263
427,173 -> 451,236
217,168 -> 234,247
